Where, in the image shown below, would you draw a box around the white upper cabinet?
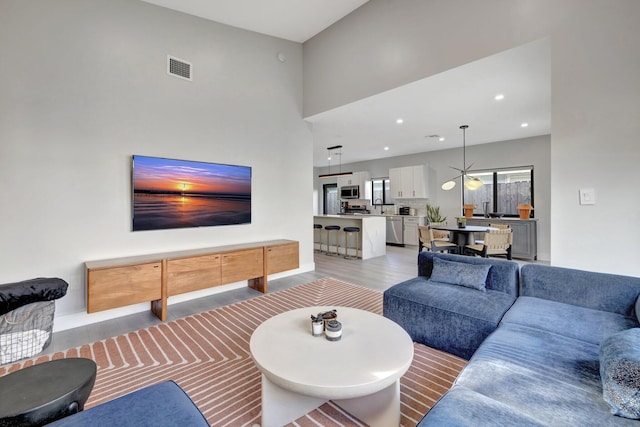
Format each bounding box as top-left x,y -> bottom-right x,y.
338,171 -> 370,191
410,165 -> 427,198
389,165 -> 428,199
337,174 -> 352,189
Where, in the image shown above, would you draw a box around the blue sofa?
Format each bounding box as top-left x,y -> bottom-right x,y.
383,251 -> 519,360
46,381 -> 210,426
384,252 -> 640,426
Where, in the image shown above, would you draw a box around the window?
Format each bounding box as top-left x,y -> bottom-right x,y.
372,178 -> 394,205
463,167 -> 533,217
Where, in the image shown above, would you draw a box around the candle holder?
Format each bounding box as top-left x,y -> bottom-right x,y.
310,315 -> 324,336
325,320 -> 342,341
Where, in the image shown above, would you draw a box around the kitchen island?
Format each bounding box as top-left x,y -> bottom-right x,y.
314,215 -> 386,260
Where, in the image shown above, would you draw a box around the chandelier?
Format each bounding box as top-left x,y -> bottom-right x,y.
318,145 -> 353,179
441,125 -> 484,191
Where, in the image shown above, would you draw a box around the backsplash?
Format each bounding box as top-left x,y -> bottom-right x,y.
394,199 -> 429,216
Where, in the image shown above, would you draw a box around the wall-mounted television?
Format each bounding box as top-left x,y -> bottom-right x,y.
132,155 -> 251,231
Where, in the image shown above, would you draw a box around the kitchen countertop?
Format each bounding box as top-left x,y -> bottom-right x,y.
317,214 -> 378,218
322,214 -> 425,218
468,217 -> 538,221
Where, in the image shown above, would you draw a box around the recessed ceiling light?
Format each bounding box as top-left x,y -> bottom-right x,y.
396,118 -> 404,124
384,147 -> 389,151
521,122 -> 529,128
425,134 -> 445,142
494,94 -> 505,101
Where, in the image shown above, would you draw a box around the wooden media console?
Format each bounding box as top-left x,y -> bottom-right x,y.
85,240 -> 299,321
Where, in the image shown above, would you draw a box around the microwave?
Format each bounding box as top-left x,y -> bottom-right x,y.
340,185 -> 359,199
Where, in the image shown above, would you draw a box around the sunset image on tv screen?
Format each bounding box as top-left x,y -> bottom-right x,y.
132,155 -> 251,231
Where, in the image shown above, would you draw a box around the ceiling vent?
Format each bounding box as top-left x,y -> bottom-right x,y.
167,55 -> 192,81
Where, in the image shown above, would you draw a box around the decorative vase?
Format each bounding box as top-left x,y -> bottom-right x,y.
517,204 -> 533,219
463,204 -> 475,218
456,217 -> 467,228
482,201 -> 490,218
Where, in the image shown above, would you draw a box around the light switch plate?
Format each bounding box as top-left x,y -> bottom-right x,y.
579,188 -> 596,205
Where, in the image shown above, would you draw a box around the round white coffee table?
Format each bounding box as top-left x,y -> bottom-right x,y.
250,306 -> 414,427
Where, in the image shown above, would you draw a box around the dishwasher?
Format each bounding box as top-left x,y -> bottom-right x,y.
386,215 -> 404,246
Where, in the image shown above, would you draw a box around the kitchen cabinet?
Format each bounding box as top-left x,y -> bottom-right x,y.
389,165 -> 428,199
403,216 -> 425,246
467,218 -> 537,260
338,171 -> 371,192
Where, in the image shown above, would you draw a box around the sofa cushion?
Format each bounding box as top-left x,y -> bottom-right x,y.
418,252 -> 519,296
453,323 -> 638,426
383,277 -> 516,359
429,257 -> 491,291
501,297 -> 637,345
46,381 -> 210,427
418,386 -> 547,427
520,264 -> 640,316
600,328 -> 640,419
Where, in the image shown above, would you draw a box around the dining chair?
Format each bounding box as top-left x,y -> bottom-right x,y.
465,228 -> 513,260
428,221 -> 451,241
418,225 -> 459,254
489,223 -> 511,230
475,223 -> 510,244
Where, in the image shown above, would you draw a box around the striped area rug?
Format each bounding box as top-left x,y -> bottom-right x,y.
1,278 -> 465,426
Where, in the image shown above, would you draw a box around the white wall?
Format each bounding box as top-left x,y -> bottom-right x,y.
0,0 -> 314,329
304,0 -> 640,276
315,135 -> 551,260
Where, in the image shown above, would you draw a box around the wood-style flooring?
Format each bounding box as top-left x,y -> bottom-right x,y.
45,245 -> 420,355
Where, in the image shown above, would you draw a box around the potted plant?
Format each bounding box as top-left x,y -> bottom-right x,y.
517,203 -> 534,219
463,204 -> 476,218
456,217 -> 467,228
426,203 -> 447,224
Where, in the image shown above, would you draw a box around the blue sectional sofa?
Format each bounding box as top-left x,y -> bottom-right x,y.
384,252 -> 640,426
384,252 -> 519,360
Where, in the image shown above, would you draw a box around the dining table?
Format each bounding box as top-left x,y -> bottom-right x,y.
430,225 -> 498,249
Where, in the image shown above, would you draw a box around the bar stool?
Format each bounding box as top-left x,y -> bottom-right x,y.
324,225 -> 341,256
343,226 -> 361,260
313,224 -> 323,252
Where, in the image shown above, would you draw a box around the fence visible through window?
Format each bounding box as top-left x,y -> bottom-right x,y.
463,167 -> 533,217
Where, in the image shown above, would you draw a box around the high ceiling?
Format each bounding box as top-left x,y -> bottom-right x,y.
139,1 -> 551,167
307,38 -> 551,166
140,0 -> 369,43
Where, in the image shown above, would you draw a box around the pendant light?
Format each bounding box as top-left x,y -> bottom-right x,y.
441,125 -> 484,191
318,145 -> 353,179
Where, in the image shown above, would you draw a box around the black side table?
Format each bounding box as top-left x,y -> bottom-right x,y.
0,358 -> 97,426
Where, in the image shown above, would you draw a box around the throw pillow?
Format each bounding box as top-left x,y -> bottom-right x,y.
600,328 -> 640,419
429,257 -> 491,291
